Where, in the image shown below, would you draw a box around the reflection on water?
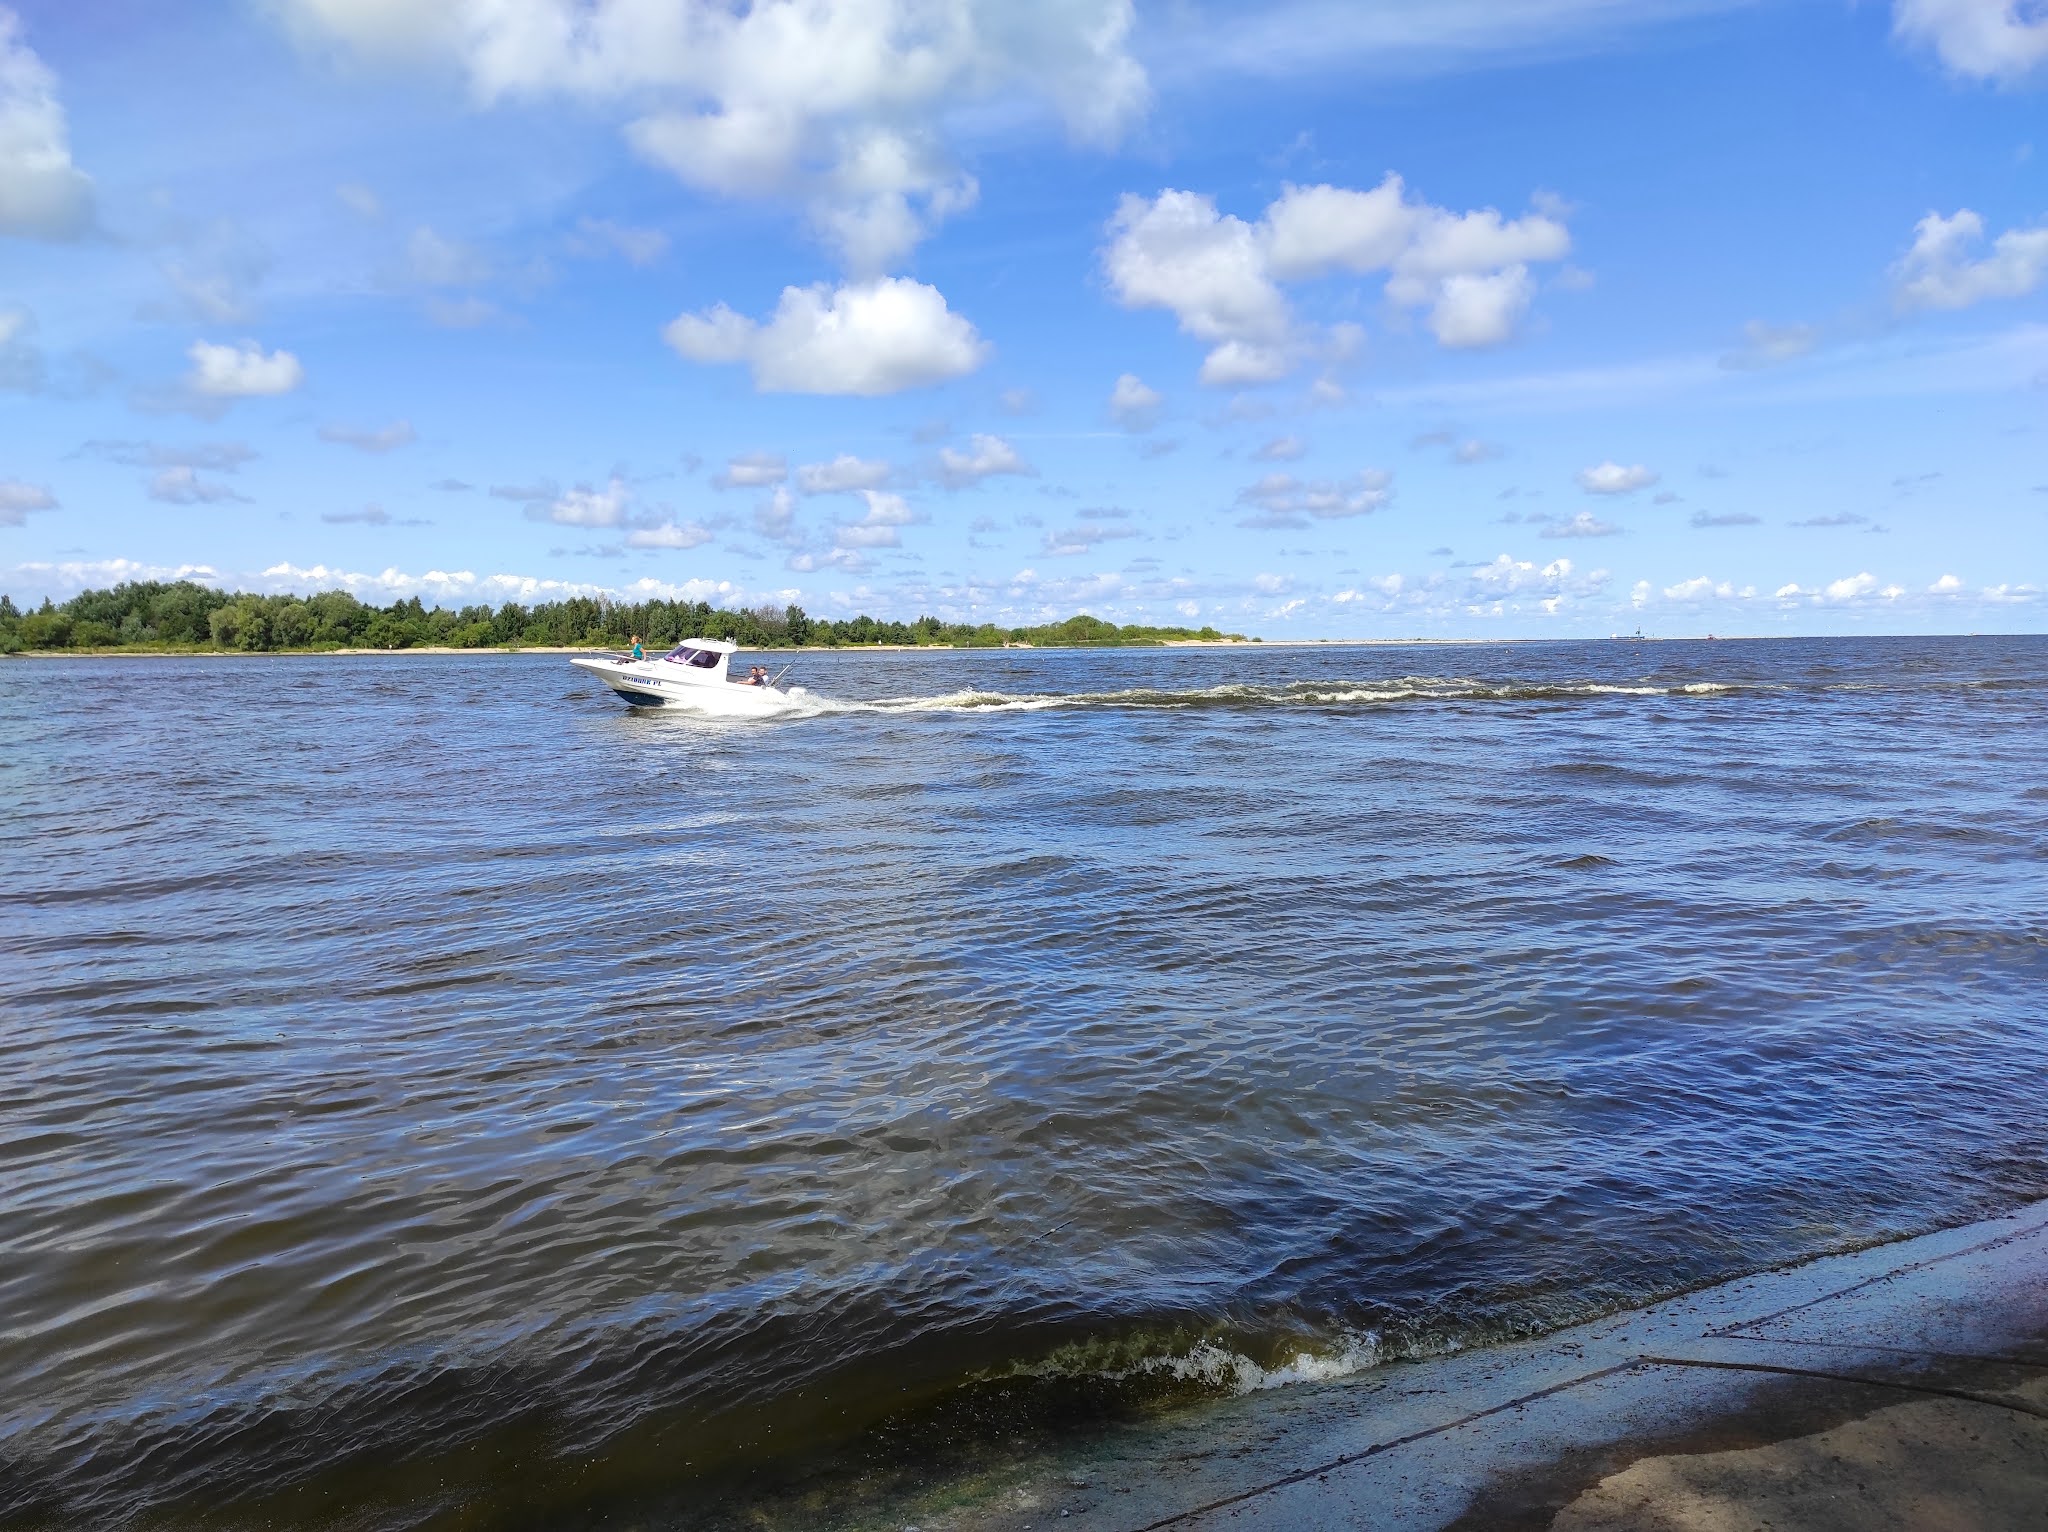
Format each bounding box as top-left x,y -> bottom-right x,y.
2,637 -> 2045,1528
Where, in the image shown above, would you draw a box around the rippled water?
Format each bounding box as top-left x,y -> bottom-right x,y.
4,638 -> 2045,1529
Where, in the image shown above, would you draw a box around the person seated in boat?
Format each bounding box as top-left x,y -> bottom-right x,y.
743,664 -> 769,686
627,634 -> 644,661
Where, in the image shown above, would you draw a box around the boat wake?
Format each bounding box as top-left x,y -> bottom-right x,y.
751,676 -> 1758,719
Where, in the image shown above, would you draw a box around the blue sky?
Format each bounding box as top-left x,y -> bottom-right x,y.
1,0 -> 2043,637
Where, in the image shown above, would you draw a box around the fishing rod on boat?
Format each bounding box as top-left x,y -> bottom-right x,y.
766,662 -> 795,690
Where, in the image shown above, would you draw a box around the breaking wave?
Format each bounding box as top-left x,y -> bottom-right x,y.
1005,1327 -> 1394,1398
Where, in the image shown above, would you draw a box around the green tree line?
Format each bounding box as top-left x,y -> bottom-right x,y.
0,581 -> 1247,654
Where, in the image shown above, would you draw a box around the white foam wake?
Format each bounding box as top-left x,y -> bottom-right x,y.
655,677 -> 1762,722
777,677 -> 1760,718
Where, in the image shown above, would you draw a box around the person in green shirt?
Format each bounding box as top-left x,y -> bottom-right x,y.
628,634 -> 644,661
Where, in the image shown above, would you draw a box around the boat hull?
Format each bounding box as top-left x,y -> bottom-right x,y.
571,656 -> 794,716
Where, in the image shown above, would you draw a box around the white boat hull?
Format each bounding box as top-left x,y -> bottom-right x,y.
571,656 -> 795,716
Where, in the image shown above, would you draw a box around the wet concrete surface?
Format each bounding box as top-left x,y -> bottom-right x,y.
907,1199 -> 2048,1531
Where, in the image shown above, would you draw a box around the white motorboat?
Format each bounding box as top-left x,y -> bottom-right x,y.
571,640 -> 796,716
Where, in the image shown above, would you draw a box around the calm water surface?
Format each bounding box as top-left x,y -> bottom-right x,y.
3,638 -> 2045,1528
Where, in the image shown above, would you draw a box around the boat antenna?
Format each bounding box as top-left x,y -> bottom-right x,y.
767,662 -> 795,690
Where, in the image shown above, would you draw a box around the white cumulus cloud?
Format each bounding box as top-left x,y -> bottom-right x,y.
1104,190 -> 1292,383
1103,175 -> 1570,383
186,340 -> 305,398
0,476 -> 55,524
1253,434 -> 1307,461
1824,571 -> 1888,601
1660,576 -> 1751,601
1576,460 -> 1658,495
1540,510 -> 1621,539
1237,468 -> 1393,526
245,561 -> 747,607
1199,339 -> 1295,386
796,454 -> 892,494
625,521 -> 713,549
663,277 -> 988,395
1266,176 -> 1569,346
1893,208 -> 2048,311
0,7 -> 94,240
1466,553 -> 1607,602
1773,571 -> 1912,604
1041,519 -> 1140,557
754,485 -> 799,542
1261,176 -> 1415,278
714,451 -> 787,489
784,547 -> 869,573
1426,266 -> 1537,348
834,488 -> 917,548
1109,371 -> 1163,430
1894,0 -> 2048,81
0,302 -> 39,390
271,0 -> 1148,273
536,478 -> 630,528
148,466 -> 247,505
1981,581 -> 2041,603
939,432 -> 1033,488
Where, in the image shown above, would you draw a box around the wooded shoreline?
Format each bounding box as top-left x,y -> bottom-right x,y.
0,578 -> 1248,654
10,640 -> 1292,657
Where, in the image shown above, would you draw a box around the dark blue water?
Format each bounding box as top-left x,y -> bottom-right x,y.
2,638 -> 2044,1528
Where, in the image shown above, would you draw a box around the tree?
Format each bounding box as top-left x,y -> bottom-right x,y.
307,590 -> 369,646
268,598 -> 315,649
208,596 -> 272,651
18,611 -> 71,647
151,582 -> 222,644
492,602 -> 528,644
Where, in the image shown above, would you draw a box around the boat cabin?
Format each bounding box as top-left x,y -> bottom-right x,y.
658,638 -> 740,685
573,636 -> 780,708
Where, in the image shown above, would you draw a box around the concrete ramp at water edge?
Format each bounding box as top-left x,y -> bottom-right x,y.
912,1201 -> 2048,1532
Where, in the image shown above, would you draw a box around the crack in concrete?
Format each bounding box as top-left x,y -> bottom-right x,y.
1127,1362 -> 1646,1531
1634,1354 -> 2048,1422
1704,1213 -> 2048,1338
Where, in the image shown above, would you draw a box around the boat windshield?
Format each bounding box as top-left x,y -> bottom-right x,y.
663,645 -> 724,669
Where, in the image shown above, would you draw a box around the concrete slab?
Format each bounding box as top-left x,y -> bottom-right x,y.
909,1199 -> 2048,1531
1549,1378 -> 2048,1532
